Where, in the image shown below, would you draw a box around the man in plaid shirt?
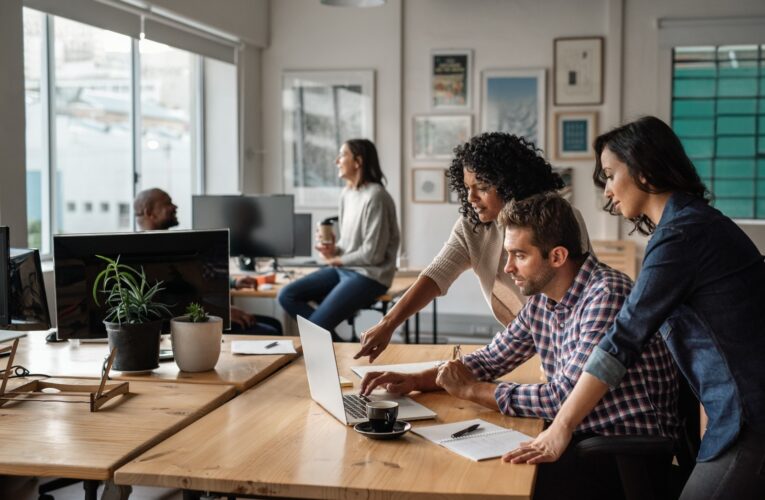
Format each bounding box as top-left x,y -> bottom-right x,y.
361,193 -> 679,499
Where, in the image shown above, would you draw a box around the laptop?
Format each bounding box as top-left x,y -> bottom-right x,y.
297,315 -> 437,425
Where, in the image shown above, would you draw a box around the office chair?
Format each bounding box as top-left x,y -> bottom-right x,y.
574,377 -> 700,500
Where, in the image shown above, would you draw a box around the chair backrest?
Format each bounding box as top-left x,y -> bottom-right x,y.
592,239 -> 638,280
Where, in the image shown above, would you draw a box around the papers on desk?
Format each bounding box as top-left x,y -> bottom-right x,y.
230,340 -> 297,355
412,419 -> 531,462
350,361 -> 443,379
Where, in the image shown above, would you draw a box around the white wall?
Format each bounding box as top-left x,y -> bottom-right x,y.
262,0 -> 621,316
0,0 -> 28,247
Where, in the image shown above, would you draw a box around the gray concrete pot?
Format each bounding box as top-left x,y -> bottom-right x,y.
104,320 -> 162,372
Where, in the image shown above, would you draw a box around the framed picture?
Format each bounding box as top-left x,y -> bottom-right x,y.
554,37 -> 604,105
553,111 -> 598,160
431,50 -> 472,110
282,70 -> 375,208
413,114 -> 472,160
480,68 -> 546,150
448,189 -> 460,204
412,168 -> 446,203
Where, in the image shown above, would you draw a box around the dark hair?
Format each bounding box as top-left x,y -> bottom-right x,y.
447,132 -> 564,229
498,193 -> 583,260
593,116 -> 711,235
345,138 -> 386,187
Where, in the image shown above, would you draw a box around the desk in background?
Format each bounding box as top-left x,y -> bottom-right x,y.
115,344 -> 544,499
233,268 -> 439,344
11,332 -> 302,393
0,377 -> 235,496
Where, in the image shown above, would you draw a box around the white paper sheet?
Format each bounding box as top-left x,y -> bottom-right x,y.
230,340 -> 297,355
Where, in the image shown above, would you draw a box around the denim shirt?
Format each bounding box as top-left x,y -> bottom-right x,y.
585,191 -> 765,461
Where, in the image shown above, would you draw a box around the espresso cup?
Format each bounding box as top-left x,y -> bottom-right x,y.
366,400 -> 398,432
318,222 -> 334,245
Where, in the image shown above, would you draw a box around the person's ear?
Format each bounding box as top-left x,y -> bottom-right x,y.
548,246 -> 569,268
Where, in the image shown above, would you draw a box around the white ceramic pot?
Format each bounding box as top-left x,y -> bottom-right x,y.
170,315 -> 223,372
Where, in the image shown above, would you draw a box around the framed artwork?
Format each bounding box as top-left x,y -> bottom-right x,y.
282,70 -> 375,208
480,68 -> 546,150
554,37 -> 604,105
553,111 -> 598,160
448,189 -> 460,204
413,114 -> 472,160
412,168 -> 446,203
431,50 -> 472,109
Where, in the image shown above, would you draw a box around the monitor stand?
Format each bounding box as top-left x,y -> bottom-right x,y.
45,329 -> 67,343
238,255 -> 255,271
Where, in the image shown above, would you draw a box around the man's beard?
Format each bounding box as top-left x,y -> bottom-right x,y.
514,265 -> 555,296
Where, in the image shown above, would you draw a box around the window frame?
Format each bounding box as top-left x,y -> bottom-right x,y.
27,9 -> 207,255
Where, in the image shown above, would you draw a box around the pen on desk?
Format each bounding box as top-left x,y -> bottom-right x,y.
264,341 -> 279,349
451,423 -> 480,439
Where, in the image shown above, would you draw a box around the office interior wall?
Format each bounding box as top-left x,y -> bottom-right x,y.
0,0 -> 29,247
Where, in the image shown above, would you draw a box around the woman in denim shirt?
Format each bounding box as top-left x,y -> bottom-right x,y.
506,116 -> 765,499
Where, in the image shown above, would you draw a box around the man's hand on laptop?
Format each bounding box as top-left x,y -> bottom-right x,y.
360,371 -> 417,396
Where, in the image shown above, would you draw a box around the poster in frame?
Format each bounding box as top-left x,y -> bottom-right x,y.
480,68 -> 546,150
412,168 -> 447,203
413,114 -> 472,161
554,37 -> 604,105
282,70 -> 375,208
553,111 -> 598,161
431,49 -> 472,110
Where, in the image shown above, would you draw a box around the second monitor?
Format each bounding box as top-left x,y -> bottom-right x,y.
192,194 -> 296,260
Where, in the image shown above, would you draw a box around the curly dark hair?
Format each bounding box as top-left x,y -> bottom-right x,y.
447,132 -> 564,229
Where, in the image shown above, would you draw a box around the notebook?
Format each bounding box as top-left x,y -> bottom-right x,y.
412,418 -> 531,461
351,360 -> 443,379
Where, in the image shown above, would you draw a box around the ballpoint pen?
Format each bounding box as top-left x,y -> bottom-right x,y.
264,341 -> 279,349
451,423 -> 480,439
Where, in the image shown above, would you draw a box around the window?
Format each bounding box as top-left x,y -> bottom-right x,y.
22,7 -> 237,252
671,45 -> 765,220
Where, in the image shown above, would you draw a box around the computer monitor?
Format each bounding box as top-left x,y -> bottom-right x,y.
53,229 -> 230,340
0,226 -> 51,332
0,226 -> 9,326
192,195 -> 295,259
294,213 -> 312,257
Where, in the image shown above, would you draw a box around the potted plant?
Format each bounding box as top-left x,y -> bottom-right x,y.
170,302 -> 223,372
92,255 -> 171,372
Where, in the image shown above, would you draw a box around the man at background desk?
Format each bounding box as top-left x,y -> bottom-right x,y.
134,188 -> 281,334
361,193 -> 679,500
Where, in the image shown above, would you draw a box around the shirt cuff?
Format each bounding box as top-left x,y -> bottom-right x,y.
494,382 -> 519,417
584,346 -> 627,388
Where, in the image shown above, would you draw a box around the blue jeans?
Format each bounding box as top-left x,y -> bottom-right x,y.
278,267 -> 388,340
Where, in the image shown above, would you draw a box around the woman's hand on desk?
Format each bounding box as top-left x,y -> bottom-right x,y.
502,421 -> 572,464
354,321 -> 395,362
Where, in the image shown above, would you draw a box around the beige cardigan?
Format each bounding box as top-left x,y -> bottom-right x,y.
422,208 -> 592,327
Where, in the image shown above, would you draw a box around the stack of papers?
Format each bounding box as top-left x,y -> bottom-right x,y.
230,340 -> 297,355
412,419 -> 531,461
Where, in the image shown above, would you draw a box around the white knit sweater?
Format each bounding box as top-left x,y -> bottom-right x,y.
421,208 -> 592,327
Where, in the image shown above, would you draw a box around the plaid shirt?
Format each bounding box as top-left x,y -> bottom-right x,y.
463,254 -> 679,437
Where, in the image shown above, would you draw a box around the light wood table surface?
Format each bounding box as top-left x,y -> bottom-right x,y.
0,377 -> 235,481
11,332 -> 302,393
115,344 -> 545,499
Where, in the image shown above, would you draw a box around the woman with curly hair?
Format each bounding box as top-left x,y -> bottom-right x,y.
355,132 -> 591,361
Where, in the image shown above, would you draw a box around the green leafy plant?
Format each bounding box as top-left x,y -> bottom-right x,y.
92,255 -> 171,325
184,302 -> 209,323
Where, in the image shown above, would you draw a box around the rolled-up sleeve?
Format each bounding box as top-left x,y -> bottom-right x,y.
585,226 -> 696,385
421,219 -> 472,296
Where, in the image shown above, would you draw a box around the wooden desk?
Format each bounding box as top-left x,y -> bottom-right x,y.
115,344 -> 544,499
12,332 -> 302,393
0,377 -> 235,481
233,269 -> 439,344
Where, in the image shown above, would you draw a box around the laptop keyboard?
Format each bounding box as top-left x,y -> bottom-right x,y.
343,394 -> 371,419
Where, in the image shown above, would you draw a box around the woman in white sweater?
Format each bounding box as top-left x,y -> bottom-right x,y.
278,139 -> 399,341
355,132 -> 590,361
